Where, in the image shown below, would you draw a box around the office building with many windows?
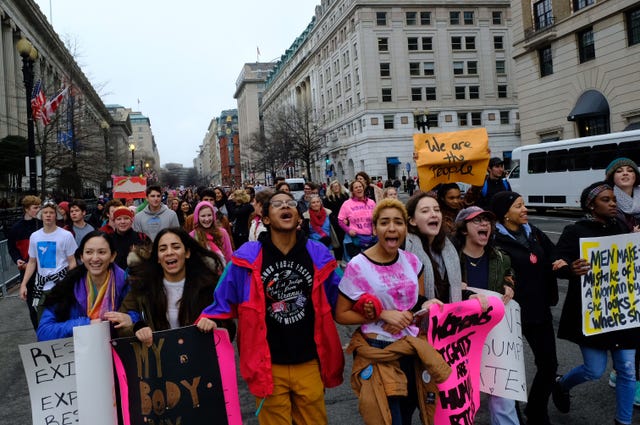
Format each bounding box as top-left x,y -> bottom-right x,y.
260,0 -> 521,183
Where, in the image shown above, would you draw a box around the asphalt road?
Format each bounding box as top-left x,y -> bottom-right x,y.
1,210 -> 638,424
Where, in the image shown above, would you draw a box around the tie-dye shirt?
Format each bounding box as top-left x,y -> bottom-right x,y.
339,249 -> 423,340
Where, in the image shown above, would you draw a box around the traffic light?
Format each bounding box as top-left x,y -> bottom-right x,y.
325,155 -> 330,166
127,165 -> 136,173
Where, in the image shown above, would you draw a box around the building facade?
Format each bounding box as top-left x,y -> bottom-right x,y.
0,0 -> 125,199
234,62 -> 277,184
260,0 -> 521,184
217,109 -> 241,187
511,0 -> 640,144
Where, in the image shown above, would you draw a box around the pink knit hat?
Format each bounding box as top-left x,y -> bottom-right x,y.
193,201 -> 217,227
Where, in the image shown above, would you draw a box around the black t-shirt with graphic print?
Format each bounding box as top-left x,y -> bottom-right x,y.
261,235 -> 317,364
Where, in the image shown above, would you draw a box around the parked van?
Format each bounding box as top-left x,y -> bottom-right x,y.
285,178 -> 306,200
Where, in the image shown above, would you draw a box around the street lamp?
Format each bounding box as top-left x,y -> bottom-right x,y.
129,143 -> 135,175
16,38 -> 39,194
413,108 -> 430,133
100,120 -> 110,189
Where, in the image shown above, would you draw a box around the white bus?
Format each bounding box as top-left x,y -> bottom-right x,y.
508,130 -> 640,211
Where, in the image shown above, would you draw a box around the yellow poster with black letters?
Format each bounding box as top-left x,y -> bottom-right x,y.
413,128 -> 490,191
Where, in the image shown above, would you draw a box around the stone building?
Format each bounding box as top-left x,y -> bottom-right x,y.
510,0 -> 640,143
260,0 -> 521,183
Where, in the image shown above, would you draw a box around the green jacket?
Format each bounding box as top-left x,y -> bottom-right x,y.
459,246 -> 514,294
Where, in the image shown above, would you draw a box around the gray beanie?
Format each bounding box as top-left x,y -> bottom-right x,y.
605,157 -> 640,184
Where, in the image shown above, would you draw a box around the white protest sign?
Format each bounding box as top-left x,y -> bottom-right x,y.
74,322 -> 117,425
580,232 -> 640,336
19,338 -> 77,425
470,288 -> 527,402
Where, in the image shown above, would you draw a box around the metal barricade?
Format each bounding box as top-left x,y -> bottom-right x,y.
0,239 -> 19,297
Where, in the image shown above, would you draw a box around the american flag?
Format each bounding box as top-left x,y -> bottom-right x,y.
41,86 -> 69,125
30,80 -> 46,122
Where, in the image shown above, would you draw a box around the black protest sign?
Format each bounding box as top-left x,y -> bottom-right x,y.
112,326 -> 239,425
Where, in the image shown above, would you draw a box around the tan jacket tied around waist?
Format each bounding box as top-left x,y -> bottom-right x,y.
347,330 -> 452,425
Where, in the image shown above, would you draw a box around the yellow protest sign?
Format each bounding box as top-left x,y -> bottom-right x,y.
413,128 -> 490,191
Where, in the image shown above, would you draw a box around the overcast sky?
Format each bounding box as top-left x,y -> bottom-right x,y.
33,0 -> 318,167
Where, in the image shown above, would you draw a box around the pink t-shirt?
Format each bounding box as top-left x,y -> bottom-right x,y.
339,249 -> 422,340
337,197 -> 376,236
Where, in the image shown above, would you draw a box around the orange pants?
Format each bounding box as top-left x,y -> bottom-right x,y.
255,359 -> 327,425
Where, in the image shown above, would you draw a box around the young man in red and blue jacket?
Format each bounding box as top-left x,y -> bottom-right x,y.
199,190 -> 344,425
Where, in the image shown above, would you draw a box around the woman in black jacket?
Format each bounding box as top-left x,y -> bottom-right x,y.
489,191 -> 560,425
552,182 -> 634,425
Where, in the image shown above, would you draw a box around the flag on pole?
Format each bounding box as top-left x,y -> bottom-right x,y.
30,80 -> 46,122
257,46 -> 260,61
41,86 -> 68,125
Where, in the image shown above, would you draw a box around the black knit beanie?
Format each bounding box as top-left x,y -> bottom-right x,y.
489,191 -> 521,222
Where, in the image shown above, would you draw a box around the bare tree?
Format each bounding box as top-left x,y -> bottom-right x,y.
264,104 -> 326,179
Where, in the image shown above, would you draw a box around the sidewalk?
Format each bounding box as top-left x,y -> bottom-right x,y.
0,287 -> 35,425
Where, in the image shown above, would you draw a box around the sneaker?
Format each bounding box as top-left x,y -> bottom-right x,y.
609,370 -> 617,388
634,381 -> 640,407
552,375 -> 570,413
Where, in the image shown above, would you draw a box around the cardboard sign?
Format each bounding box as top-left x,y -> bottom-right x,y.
580,233 -> 640,336
426,297 -> 504,424
113,176 -> 147,199
19,322 -> 116,425
20,338 -> 77,425
471,288 -> 527,402
111,327 -> 242,425
413,128 -> 489,190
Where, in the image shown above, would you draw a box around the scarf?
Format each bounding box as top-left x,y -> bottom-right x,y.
613,185 -> 640,216
309,208 -> 328,238
85,269 -> 117,320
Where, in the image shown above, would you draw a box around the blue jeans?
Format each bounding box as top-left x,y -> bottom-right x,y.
488,394 -> 519,425
560,346 -> 635,424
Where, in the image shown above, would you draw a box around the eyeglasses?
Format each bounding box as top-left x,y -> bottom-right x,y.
470,216 -> 492,224
270,199 -> 298,209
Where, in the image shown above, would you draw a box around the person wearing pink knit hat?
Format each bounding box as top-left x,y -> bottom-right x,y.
189,201 -> 233,263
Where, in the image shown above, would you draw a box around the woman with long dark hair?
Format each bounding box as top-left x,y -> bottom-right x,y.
37,231 -> 130,341
120,227 -> 227,346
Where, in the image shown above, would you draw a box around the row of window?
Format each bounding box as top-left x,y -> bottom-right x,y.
379,110 -> 511,130
538,7 -> 640,78
377,35 -> 505,52
380,85 -> 509,102
403,60 -> 507,77
376,10 -> 504,27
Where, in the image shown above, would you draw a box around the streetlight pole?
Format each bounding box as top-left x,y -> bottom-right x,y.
129,143 -> 135,175
16,38 -> 38,195
100,120 -> 110,190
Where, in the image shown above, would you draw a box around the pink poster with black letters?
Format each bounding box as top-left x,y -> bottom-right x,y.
426,297 -> 504,424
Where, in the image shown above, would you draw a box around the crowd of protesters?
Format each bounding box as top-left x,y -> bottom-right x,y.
5,156 -> 640,425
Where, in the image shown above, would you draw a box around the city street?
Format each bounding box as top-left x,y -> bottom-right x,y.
0,211 -> 638,424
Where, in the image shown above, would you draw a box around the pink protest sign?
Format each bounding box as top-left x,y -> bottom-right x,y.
426,297 -> 504,424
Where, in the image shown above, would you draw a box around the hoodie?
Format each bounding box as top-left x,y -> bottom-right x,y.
132,203 -> 179,241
